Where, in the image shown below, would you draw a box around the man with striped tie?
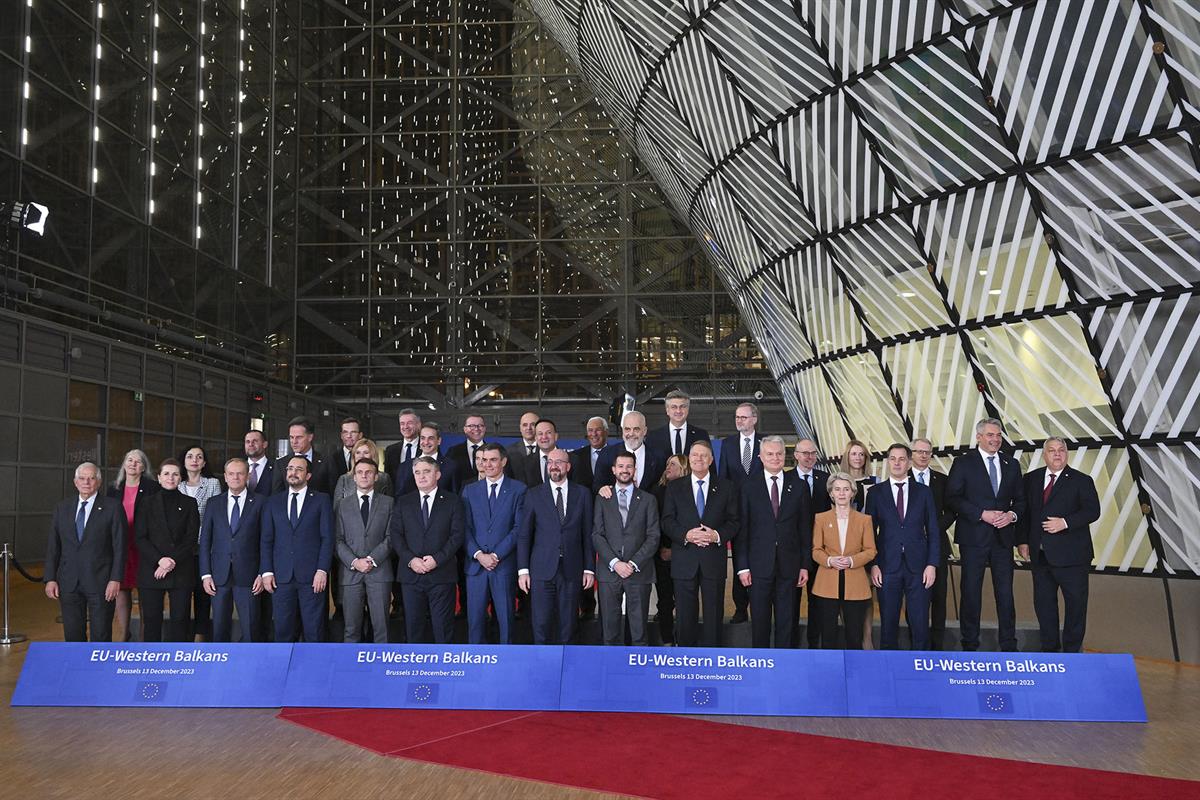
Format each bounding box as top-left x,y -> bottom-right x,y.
716,402 -> 763,624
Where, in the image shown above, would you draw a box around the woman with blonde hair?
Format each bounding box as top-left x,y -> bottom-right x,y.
332,437 -> 392,508
107,449 -> 158,641
811,472 -> 877,649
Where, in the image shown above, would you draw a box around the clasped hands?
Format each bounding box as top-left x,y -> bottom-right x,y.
408,555 -> 439,574
684,524 -> 719,547
981,509 -> 1015,528
153,557 -> 176,581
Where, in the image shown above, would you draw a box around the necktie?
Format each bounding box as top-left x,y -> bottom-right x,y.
987,455 -> 1000,495
404,443 -> 413,462
542,454 -> 549,483
770,475 -> 780,518
695,479 -> 705,517
1043,472 -> 1057,505
248,462 -> 258,490
674,428 -> 683,456
489,481 -> 498,512
802,473 -> 813,495
742,438 -> 752,474
917,471 -> 926,485
895,482 -> 905,520
618,488 -> 629,525
592,449 -> 600,471
470,444 -> 478,468
527,444 -> 535,456
555,486 -> 565,523
290,492 -> 299,524
360,494 -> 370,527
75,499 -> 88,541
230,495 -> 241,530
422,494 -> 431,525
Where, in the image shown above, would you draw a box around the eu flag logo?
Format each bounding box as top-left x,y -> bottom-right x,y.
977,692 -> 1014,715
407,683 -> 439,704
135,681 -> 167,703
686,686 -> 718,709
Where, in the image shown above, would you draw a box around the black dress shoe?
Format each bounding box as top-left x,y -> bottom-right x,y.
729,610 -> 749,624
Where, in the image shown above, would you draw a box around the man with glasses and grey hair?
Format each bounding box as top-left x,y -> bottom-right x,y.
909,437 -> 955,650
946,417 -> 1026,652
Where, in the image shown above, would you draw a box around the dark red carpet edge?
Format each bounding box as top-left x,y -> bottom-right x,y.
278,708 -> 1198,800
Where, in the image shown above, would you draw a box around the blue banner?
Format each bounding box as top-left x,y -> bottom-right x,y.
843,651 -> 1147,721
558,645 -> 848,717
11,642 -> 293,707
281,643 -> 564,710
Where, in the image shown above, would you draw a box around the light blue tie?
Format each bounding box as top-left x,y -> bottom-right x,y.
917,471 -> 926,485
695,480 -> 706,517
987,456 -> 1000,496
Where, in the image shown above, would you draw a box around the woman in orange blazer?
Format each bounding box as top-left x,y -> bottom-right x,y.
811,472 -> 877,649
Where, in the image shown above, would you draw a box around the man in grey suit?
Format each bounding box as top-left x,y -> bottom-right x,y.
592,451 -> 659,646
335,458 -> 395,643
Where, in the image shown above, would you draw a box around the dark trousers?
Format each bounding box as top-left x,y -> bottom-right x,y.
959,540 -> 1017,651
273,581 -> 327,643
255,591 -> 274,642
530,560 -> 582,645
927,555 -> 950,649
732,560 -> 749,615
654,552 -> 675,643
139,586 -> 192,642
212,584 -> 259,642
879,565 -> 931,649
598,580 -> 652,646
749,575 -> 796,648
1032,552 -> 1089,653
60,589 -> 114,642
401,582 -> 456,644
803,559 -> 822,648
674,576 -> 725,648
820,596 -> 868,649
191,556 -> 211,640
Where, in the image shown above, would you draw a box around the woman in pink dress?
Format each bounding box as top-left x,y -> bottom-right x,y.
106,449 -> 158,641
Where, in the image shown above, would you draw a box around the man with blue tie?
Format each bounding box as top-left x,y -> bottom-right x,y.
200,458 -> 265,642
517,449 -> 595,645
44,463 -> 127,642
461,443 -> 526,644
947,418 -> 1026,652
261,455 -> 334,642
717,402 -> 763,624
867,444 -> 940,650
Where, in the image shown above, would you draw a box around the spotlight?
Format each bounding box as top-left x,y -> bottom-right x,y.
4,202 -> 50,236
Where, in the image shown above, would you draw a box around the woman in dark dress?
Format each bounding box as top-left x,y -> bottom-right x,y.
135,458 -> 200,643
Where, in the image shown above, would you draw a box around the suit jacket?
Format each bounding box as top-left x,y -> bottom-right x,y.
946,450 -> 1026,549
592,486 -> 659,584
810,510 -> 876,601
505,441 -> 540,486
1019,466 -> 1100,567
447,440 -> 488,485
865,478 -> 940,574
461,477 -> 526,576
134,489 -> 199,589
569,445 -> 605,490
248,459 -> 275,497
336,491 -> 396,585
332,471 -> 393,510
915,468 -> 955,561
199,491 -> 264,587
592,443 -> 665,494
795,468 -> 832,515
716,433 -> 763,486
517,482 -> 595,580
734,471 -> 811,581
662,473 -> 740,581
393,454 -> 462,497
391,490 -> 465,585
105,479 -> 160,523
271,451 -> 335,497
646,423 -> 710,459
45,494 -> 128,594
383,439 -> 420,487
260,489 -> 334,584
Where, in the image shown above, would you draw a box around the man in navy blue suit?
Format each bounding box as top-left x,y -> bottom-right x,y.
946,418 -> 1026,651
734,436 -> 809,648
394,422 -> 462,496
517,449 -> 595,645
200,458 -> 265,642
461,443 -> 526,644
592,411 -> 665,494
1018,438 -> 1101,653
645,389 -> 710,459
717,402 -> 763,624
866,444 -> 940,650
261,455 -> 334,642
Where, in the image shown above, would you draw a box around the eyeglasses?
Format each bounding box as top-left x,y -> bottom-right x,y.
911,448 -> 932,455
547,458 -> 570,466
463,423 -> 484,429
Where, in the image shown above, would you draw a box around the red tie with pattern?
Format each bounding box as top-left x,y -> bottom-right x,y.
1043,472 -> 1056,505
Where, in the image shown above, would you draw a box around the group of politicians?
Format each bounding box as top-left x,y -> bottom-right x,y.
44,389 -> 1102,654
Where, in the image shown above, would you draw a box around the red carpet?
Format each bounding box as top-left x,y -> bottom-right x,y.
279,708 -> 1197,799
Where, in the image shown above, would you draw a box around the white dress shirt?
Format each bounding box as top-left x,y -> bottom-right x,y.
690,472 -> 719,544
76,494 -> 96,528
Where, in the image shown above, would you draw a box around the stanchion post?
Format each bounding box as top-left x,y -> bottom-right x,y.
0,542 -> 27,645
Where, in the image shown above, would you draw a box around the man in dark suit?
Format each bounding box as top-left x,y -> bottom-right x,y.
946,417 -> 1027,652
909,437 -> 955,649
270,416 -> 335,496
794,438 -> 831,648
516,418 -> 560,487
517,449 -> 595,645
382,408 -> 422,487
461,443 -> 526,644
244,429 -> 274,497
646,389 -> 711,459
394,422 -> 462,496
44,462 -> 127,642
391,456 -> 465,644
1018,437 -> 1101,653
200,458 -> 265,643
717,402 -> 763,624
592,451 -> 659,646
261,455 -> 334,642
663,440 -> 740,648
504,411 -> 541,485
867,444 -> 940,650
335,417 -> 364,476
592,411 -> 665,494
570,416 -> 609,490
447,414 -> 489,486
336,458 -> 396,643
734,436 -> 810,648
